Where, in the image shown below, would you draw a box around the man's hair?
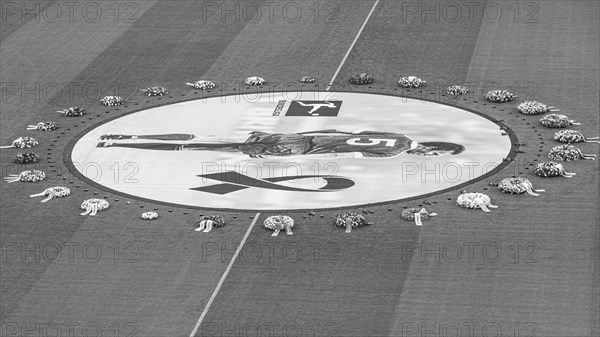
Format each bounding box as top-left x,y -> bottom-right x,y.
420,142 -> 465,155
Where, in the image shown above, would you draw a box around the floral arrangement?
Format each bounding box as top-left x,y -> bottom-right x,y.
398,76 -> 426,88
80,198 -> 109,216
334,212 -> 373,233
263,215 -> 294,236
534,161 -> 575,178
548,145 -> 596,161
4,170 -> 46,183
14,152 -> 40,164
196,215 -> 226,232
29,186 -> 71,202
186,80 -> 216,90
244,77 -> 266,86
456,192 -> 498,212
26,121 -> 59,131
142,211 -> 159,220
299,76 -> 316,83
485,90 -> 516,103
516,100 -> 558,115
0,137 -> 39,149
400,208 -> 437,226
100,96 -> 124,106
349,73 -> 374,85
540,114 -> 580,128
57,107 -> 86,117
497,177 -> 545,196
554,130 -> 600,144
446,85 -> 469,95
141,86 -> 168,96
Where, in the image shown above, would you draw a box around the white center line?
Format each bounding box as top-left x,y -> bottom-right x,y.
326,0 -> 381,91
189,212 -> 261,337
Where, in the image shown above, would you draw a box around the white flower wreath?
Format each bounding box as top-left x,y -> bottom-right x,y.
57,107 -> 86,117
400,208 -> 437,226
548,145 -> 596,161
334,212 -> 373,233
0,137 -> 39,149
186,80 -> 216,90
244,77 -> 266,86
456,192 -> 498,212
498,177 -> 544,196
30,186 -> 71,202
534,161 -> 575,178
516,100 -> 558,115
263,215 -> 294,236
398,76 -> 426,88
100,96 -> 124,106
80,198 -> 109,216
4,170 -> 46,183
141,86 -> 168,96
446,85 -> 469,95
142,211 -> 159,220
299,76 -> 316,83
485,90 -> 516,103
349,73 -> 374,85
196,215 -> 226,232
26,121 -> 59,131
540,114 -> 580,128
554,130 -> 600,144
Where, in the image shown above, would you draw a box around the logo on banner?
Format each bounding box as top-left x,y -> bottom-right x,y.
273,100 -> 342,116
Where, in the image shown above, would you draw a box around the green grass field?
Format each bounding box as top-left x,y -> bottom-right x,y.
1,1 -> 598,336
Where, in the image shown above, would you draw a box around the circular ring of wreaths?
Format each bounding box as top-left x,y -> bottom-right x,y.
540,114 -> 580,128
534,161 -> 575,178
15,152 -> 40,164
141,86 -> 168,96
349,73 -> 374,85
497,177 -> 544,196
299,76 -> 316,83
80,198 -> 109,216
30,186 -> 71,202
244,77 -> 266,86
398,76 -> 426,88
446,85 -> 469,95
456,192 -> 498,212
548,145 -> 596,161
554,130 -> 600,144
100,96 -> 124,106
485,90 -> 516,103
4,170 -> 46,183
4,137 -> 38,149
57,107 -> 86,117
142,211 -> 159,220
516,100 -> 558,115
27,121 -> 59,131
186,80 -> 216,90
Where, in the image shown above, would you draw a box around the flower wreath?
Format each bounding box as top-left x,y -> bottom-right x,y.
26,121 -> 59,131
456,192 -> 498,212
485,90 -> 516,103
196,215 -> 226,232
244,77 -> 266,86
263,215 -> 294,236
400,208 -> 437,226
554,130 -> 600,144
334,212 -> 373,233
57,107 -> 86,117
349,73 -> 374,85
540,114 -> 580,128
548,145 -> 596,161
516,100 -> 559,115
142,211 -> 159,220
299,76 -> 316,83
534,161 -> 575,178
398,76 -> 426,88
100,96 -> 124,106
186,80 -> 216,90
30,186 -> 71,202
15,152 -> 40,164
141,86 -> 168,96
0,137 -> 39,149
446,85 -> 469,95
4,170 -> 46,183
80,198 -> 109,216
497,177 -> 545,196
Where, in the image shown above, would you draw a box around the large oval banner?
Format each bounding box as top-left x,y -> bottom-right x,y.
69,91 -> 513,210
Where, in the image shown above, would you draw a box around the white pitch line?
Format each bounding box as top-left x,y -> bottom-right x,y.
189,212 -> 261,337
326,0 -> 381,91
